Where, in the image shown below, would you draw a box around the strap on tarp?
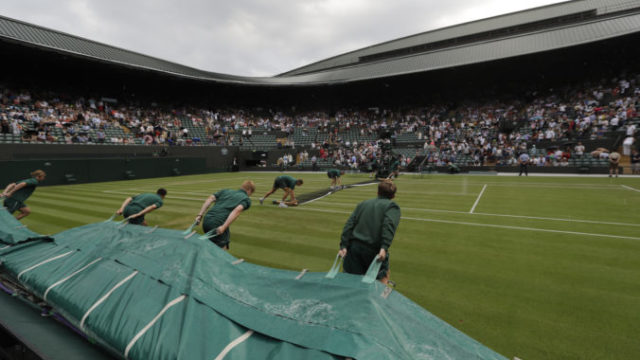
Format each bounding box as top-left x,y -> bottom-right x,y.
182,220 -> 198,235
198,229 -> 220,241
362,257 -> 383,284
104,213 -> 117,222
325,253 -> 343,279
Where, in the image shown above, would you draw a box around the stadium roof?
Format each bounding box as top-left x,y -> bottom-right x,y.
0,0 -> 639,85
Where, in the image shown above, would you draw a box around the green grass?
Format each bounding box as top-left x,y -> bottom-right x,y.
16,172 -> 640,360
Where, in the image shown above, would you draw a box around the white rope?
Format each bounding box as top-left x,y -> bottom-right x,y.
80,270 -> 138,329
44,258 -> 102,301
213,330 -> 254,360
124,294 -> 187,359
17,251 -> 74,280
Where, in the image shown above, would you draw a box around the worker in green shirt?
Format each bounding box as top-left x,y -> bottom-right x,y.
259,175 -> 303,207
116,188 -> 167,225
327,168 -> 345,189
338,180 -> 401,284
1,169 -> 46,220
387,158 -> 400,179
194,180 -> 255,249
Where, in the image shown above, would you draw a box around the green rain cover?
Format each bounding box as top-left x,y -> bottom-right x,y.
0,215 -> 507,360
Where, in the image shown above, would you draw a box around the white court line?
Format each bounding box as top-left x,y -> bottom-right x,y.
124,294 -> 187,359
469,184 -> 487,214
17,251 -> 74,280
44,258 -> 102,301
308,201 -> 640,227
213,330 -> 254,360
621,185 -> 640,193
295,207 -> 640,241
81,271 -> 138,329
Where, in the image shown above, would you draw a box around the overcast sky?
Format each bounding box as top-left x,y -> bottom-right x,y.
1,0 -> 565,77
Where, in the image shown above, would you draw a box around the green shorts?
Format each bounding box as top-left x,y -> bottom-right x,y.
3,198 -> 26,214
203,220 -> 230,248
343,242 -> 389,280
123,205 -> 145,225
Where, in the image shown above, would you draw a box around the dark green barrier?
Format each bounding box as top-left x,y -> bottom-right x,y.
0,158 -> 208,186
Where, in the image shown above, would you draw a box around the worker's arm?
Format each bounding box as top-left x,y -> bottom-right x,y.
195,195 -> 216,224
216,204 -> 245,234
116,197 -> 133,215
129,204 -> 158,219
4,182 -> 26,198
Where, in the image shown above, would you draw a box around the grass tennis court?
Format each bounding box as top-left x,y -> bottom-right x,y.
15,172 -> 640,360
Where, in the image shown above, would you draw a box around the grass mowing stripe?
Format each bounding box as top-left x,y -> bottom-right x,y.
296,206 -> 640,242
311,200 -> 640,227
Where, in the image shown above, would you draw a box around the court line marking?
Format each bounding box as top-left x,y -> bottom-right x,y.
621,185 -> 640,193
469,184 -> 487,214
308,201 -> 640,227
295,207 -> 640,241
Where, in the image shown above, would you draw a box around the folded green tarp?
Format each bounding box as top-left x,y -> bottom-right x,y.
0,208 -> 49,245
0,219 -> 507,360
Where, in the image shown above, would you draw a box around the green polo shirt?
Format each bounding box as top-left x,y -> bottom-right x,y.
327,169 -> 341,178
127,193 -> 164,211
204,189 -> 251,226
274,175 -> 297,190
9,178 -> 39,203
340,196 -> 401,251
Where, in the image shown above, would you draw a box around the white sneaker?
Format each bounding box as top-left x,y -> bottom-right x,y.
259,197 -> 264,205
278,202 -> 288,208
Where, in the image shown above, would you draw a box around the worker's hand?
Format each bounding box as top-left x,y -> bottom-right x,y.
195,215 -> 202,225
338,248 -> 347,258
216,226 -> 225,235
377,248 -> 387,261
116,209 -> 123,215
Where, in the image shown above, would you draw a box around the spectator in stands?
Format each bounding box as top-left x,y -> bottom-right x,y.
574,142 -> 585,157
338,180 -> 400,285
116,189 -> 167,226
609,151 -> 620,178
259,175 -> 303,207
1,170 -> 46,220
194,180 -> 255,250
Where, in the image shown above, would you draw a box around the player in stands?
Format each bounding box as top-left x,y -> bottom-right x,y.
1,170 -> 46,220
116,188 -> 167,225
327,168 -> 345,189
259,175 -> 303,207
338,180 -> 401,284
194,180 -> 255,249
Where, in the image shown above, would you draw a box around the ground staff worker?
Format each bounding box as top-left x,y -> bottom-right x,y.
260,175 -> 303,206
1,170 -> 46,220
116,188 -> 167,225
195,180 -> 255,249
327,168 -> 344,189
338,180 -> 400,284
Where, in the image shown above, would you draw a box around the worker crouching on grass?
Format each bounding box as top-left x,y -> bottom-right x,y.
194,180 -> 255,250
338,180 -> 400,285
1,169 -> 46,220
327,168 -> 345,189
259,175 -> 303,207
116,188 -> 167,225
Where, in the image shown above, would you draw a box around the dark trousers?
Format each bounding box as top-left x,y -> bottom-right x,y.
519,163 -> 528,176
